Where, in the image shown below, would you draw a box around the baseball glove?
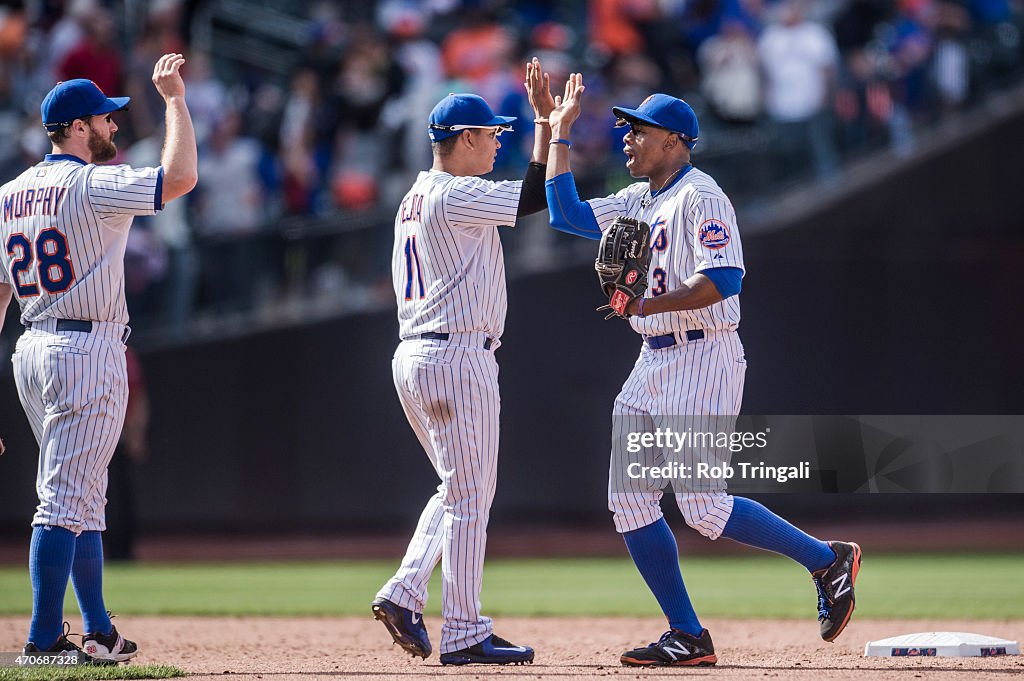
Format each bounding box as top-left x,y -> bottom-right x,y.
595,216 -> 652,320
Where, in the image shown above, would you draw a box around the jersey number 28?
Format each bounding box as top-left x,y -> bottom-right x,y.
6,228 -> 76,298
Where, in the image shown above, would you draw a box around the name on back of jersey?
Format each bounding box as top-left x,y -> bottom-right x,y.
3,186 -> 67,221
400,194 -> 423,224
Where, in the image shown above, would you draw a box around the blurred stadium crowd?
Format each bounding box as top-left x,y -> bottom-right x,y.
0,0 -> 1022,341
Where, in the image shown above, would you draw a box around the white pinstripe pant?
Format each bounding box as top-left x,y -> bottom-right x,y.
609,329 -> 746,538
12,320 -> 129,535
378,333 -> 499,654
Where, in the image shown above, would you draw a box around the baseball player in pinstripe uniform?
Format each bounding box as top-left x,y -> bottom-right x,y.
0,54 -> 197,663
544,75 -> 862,667
371,61 -> 554,666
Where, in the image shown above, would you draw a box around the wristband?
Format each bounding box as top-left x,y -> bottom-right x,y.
638,297 -> 646,317
534,117 -> 549,124
550,138 -> 572,149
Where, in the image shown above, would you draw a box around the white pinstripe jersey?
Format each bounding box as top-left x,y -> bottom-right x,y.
588,166 -> 744,335
0,154 -> 162,325
392,170 -> 522,340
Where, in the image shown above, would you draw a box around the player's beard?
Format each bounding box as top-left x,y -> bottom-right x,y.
87,127 -> 117,163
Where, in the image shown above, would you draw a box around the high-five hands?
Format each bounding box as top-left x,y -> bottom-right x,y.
525,57 -> 555,121
548,73 -> 585,135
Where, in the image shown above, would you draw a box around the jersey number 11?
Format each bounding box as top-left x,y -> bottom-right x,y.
403,235 -> 425,300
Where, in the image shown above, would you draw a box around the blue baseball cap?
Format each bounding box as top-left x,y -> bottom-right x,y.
612,93 -> 699,148
41,79 -> 130,130
428,93 -> 515,142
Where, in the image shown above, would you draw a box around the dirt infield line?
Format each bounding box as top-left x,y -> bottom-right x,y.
1,616 -> 1021,680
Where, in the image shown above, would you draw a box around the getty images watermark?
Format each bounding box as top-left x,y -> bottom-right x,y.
622,426 -> 811,485
610,415 -> 1024,493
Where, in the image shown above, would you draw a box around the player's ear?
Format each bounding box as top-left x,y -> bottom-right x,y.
663,134 -> 678,152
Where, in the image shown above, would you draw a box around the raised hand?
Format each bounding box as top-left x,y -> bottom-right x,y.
524,57 -> 555,120
548,72 -> 585,136
152,53 -> 186,100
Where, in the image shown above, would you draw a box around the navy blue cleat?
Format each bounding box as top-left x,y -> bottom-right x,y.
813,541 -> 862,642
439,634 -> 535,665
620,628 -> 717,667
371,598 -> 431,659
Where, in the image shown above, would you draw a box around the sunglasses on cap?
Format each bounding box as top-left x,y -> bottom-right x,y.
429,123 -> 510,136
615,117 -> 697,144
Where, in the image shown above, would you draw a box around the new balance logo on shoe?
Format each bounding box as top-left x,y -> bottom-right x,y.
832,572 -> 850,599
662,642 -> 692,660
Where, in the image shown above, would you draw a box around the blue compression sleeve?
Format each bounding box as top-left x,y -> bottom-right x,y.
701,266 -> 742,298
545,172 -> 602,240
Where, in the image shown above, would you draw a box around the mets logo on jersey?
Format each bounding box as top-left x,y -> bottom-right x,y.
698,219 -> 730,250
650,216 -> 668,251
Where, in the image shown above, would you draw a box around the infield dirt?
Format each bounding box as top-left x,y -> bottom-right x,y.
2,616 -> 1022,679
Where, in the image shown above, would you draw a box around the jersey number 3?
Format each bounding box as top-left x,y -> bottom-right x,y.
6,228 -> 76,298
403,235 -> 425,300
651,268 -> 667,296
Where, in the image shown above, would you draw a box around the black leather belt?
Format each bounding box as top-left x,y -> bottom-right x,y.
27,318 -> 130,342
414,332 -> 493,350
28,319 -> 93,332
644,329 -> 705,350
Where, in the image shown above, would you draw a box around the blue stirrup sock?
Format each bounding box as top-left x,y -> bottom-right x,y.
70,531 -> 112,635
623,518 -> 703,636
721,497 -> 836,572
28,525 -> 76,649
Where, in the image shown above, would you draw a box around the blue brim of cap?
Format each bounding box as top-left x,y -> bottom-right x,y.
92,96 -> 131,116
611,106 -> 662,129
487,115 -> 516,127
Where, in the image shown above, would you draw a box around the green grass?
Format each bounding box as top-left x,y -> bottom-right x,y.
0,664 -> 183,680
0,554 -> 1020,620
